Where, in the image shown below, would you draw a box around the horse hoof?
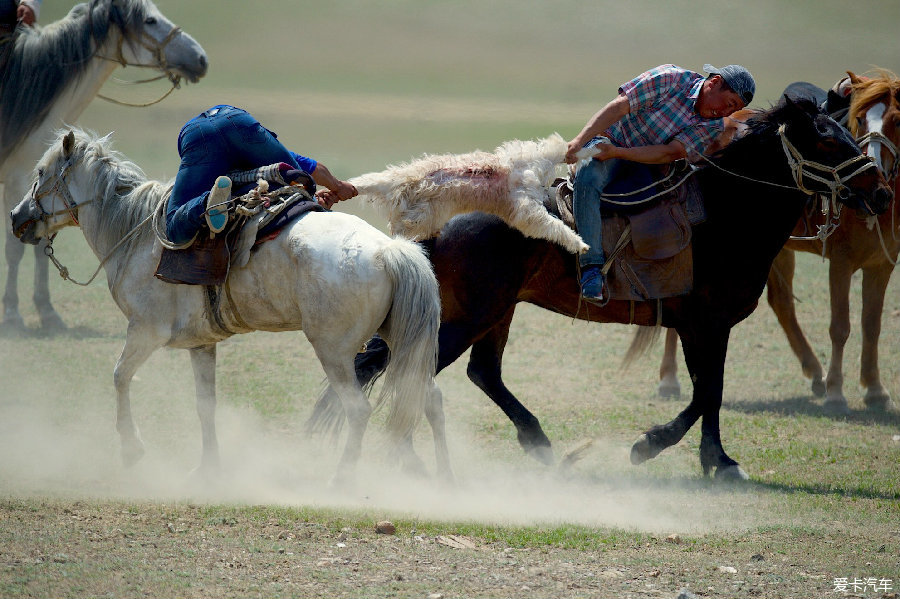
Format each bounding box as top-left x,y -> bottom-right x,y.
121,442 -> 146,467
715,464 -> 749,481
630,433 -> 659,465
810,378 -> 826,398
863,392 -> 894,412
39,310 -> 67,332
1,311 -> 26,331
823,396 -> 850,415
657,382 -> 681,399
525,444 -> 556,466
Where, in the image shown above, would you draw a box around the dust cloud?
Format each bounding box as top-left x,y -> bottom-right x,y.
0,373 -> 766,537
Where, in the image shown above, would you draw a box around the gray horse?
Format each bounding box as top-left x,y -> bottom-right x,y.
1,0 -> 207,330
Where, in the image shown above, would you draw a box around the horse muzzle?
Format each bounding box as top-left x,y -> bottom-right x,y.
10,205 -> 41,245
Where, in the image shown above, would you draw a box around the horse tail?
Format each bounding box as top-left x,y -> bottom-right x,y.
622,325 -> 662,369
373,237 -> 440,442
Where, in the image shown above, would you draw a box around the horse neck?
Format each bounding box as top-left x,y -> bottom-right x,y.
72,161 -> 157,270
699,136 -> 809,262
0,12 -> 122,167
53,34 -> 123,124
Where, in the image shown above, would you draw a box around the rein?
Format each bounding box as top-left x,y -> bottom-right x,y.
696,124 -> 878,250
91,5 -> 184,107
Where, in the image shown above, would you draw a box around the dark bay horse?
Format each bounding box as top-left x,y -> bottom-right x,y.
658,72 -> 900,413
312,98 -> 892,479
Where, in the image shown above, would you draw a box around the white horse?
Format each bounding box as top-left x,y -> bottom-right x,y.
10,129 -> 451,485
2,0 -> 207,330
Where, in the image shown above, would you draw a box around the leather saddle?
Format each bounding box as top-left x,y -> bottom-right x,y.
550,160 -> 705,301
154,186 -> 324,286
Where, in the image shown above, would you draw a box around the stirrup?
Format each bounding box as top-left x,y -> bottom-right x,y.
205,176 -> 232,234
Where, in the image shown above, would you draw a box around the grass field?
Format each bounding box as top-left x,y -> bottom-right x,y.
2,1 -> 900,597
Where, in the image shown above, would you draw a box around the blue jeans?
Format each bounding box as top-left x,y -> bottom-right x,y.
166,105 -> 300,245
572,138 -> 624,269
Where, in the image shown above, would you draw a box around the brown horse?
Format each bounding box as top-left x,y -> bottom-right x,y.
658,72 -> 900,413
311,98 -> 893,479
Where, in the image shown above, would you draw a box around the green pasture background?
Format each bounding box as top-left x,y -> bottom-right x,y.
2,2 -> 900,596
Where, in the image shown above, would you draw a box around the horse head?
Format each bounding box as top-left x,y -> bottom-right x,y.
12,130 -> 95,244
773,96 -> 892,216
98,0 -> 208,85
847,70 -> 900,186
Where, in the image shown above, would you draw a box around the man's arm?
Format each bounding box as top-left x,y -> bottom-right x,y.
565,93 -> 631,163
594,139 -> 687,164
310,163 -> 358,209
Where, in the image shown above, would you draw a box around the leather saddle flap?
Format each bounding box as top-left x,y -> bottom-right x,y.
628,198 -> 691,260
154,198 -> 323,286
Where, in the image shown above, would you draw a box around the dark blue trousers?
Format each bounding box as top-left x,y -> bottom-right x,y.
166,105 -> 300,244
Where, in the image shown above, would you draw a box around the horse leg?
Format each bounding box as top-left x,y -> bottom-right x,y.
33,239 -> 65,331
767,249 -> 825,396
464,311 -> 554,464
657,328 -> 681,398
2,225 -> 25,329
859,264 -> 894,410
633,327 -> 744,479
113,327 -> 164,466
188,344 -> 221,475
317,355 -> 372,488
424,381 -> 455,483
824,260 -> 852,413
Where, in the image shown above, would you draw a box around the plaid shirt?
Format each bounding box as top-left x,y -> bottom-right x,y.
606,64 -> 723,159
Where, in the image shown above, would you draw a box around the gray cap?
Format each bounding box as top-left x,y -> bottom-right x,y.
704,63 -> 755,105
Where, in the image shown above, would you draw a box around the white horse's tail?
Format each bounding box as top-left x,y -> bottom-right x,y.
374,238 -> 441,441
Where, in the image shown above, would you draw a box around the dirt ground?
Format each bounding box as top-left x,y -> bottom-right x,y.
2,490 -> 897,599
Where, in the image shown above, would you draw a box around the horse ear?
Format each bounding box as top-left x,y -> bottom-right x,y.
63,131 -> 75,158
846,71 -> 861,85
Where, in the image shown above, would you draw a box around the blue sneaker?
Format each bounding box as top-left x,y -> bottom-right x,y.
580,266 -> 605,301
205,175 -> 232,234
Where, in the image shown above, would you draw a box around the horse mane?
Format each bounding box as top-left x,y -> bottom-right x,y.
0,0 -> 154,164
847,69 -> 900,137
714,98 -> 819,163
60,127 -> 169,247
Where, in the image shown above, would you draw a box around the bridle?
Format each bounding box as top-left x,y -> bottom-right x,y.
27,156 -> 91,228
696,123 -> 879,247
856,126 -> 898,185
23,150 -> 150,286
778,124 -> 878,205
92,1 -> 186,107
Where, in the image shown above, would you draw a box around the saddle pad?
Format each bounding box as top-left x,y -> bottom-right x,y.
154,199 -> 324,286
602,201 -> 694,302
601,160 -> 661,206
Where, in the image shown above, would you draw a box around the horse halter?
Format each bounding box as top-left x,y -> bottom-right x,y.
93,4 -> 186,106
27,155 -> 91,229
857,129 -> 899,183
777,124 -> 878,208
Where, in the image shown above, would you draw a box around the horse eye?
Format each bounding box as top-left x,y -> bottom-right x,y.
144,16 -> 157,25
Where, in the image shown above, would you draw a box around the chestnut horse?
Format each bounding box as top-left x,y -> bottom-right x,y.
311,98 -> 892,479
658,72 -> 900,413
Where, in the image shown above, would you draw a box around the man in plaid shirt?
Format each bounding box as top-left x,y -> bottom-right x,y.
564,63 -> 755,302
